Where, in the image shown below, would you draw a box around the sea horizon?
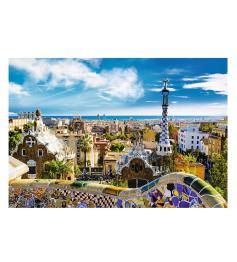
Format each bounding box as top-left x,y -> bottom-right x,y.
9,114 -> 226,121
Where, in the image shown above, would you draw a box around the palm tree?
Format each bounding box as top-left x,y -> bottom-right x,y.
74,164 -> 82,178
79,134 -> 93,168
44,160 -> 72,180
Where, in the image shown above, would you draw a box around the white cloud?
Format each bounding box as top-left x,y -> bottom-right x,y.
182,77 -> 200,81
171,101 -> 177,104
97,93 -> 112,101
79,58 -> 102,68
145,100 -> 159,103
100,68 -> 144,99
183,73 -> 227,95
164,68 -> 187,75
10,59 -> 49,82
148,87 -> 176,92
173,95 -> 189,99
9,58 -> 144,100
9,82 -> 29,96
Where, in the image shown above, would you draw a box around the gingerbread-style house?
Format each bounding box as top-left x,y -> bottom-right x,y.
12,109 -> 75,179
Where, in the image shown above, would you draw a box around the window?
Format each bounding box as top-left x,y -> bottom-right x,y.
197,141 -> 199,144
160,146 -> 162,151
191,146 -> 193,149
22,149 -> 26,156
29,166 -> 36,174
38,149 -> 43,157
197,146 -> 199,150
164,147 -> 167,152
27,160 -> 36,178
168,147 -> 170,151
191,141 -> 194,144
192,136 -> 194,139
197,136 -> 199,139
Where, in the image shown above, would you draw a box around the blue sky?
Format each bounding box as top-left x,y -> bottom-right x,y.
9,58 -> 227,116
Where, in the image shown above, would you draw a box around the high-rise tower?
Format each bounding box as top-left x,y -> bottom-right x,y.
157,79 -> 172,156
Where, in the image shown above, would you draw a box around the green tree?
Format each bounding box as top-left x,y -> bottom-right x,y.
169,143 -> 178,172
14,127 -> 22,133
199,123 -> 216,133
86,159 -> 91,167
103,133 -> 116,141
43,160 -> 72,180
168,123 -> 178,140
9,131 -> 22,154
79,133 -> 93,168
110,142 -> 125,152
209,141 -> 227,200
126,132 -> 136,142
183,154 -> 197,164
155,132 -> 160,142
74,165 -> 82,178
23,122 -> 34,133
117,133 -> 127,140
193,148 -> 200,158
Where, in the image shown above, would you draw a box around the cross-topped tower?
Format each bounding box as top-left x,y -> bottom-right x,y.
157,79 -> 172,156
26,137 -> 36,147
163,79 -> 169,89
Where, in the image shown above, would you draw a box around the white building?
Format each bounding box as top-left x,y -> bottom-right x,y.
18,111 -> 36,120
200,138 -> 209,155
152,124 -> 162,133
178,126 -> 209,152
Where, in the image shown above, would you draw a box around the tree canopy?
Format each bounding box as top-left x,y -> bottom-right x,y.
43,160 -> 72,180
209,141 -> 227,200
9,130 -> 22,154
103,132 -> 135,142
79,134 -> 93,167
199,123 -> 216,133
168,123 -> 178,140
23,122 -> 34,133
183,154 -> 197,164
110,142 -> 125,152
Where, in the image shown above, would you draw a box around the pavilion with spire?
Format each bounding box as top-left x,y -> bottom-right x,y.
115,79 -> 174,188
157,79 -> 172,156
12,108 -> 75,179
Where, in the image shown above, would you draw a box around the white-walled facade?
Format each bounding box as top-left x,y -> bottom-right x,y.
178,126 -> 209,152
200,138 -> 209,155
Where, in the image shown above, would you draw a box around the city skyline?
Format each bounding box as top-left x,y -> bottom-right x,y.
9,58 -> 227,116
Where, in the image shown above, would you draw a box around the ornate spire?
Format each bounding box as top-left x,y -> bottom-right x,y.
33,108 -> 45,133
35,108 -> 41,117
157,79 -> 172,156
